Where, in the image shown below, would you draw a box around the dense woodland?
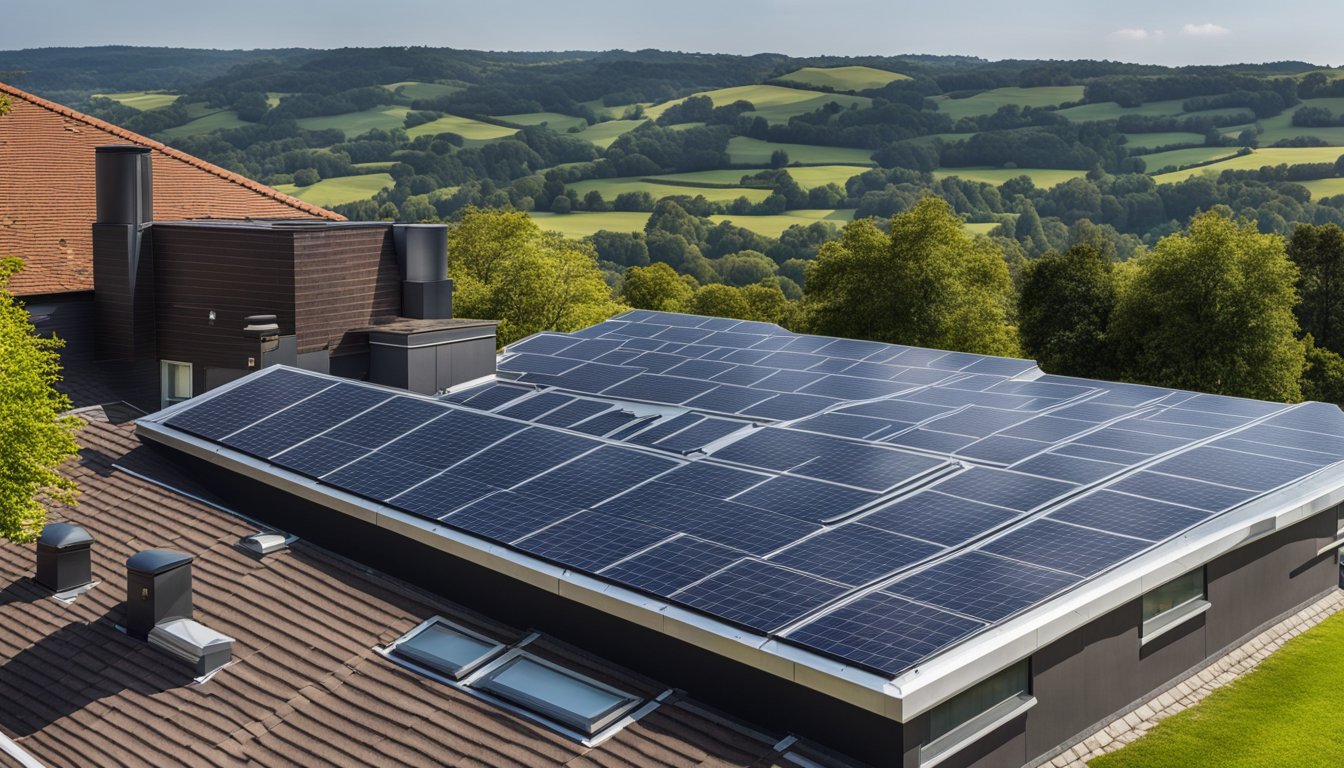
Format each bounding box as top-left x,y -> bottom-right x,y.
8,47 -> 1344,404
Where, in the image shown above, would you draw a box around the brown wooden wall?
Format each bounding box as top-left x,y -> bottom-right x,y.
151,225 -> 296,370
293,227 -> 401,356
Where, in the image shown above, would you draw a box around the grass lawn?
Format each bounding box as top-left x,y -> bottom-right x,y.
647,164 -> 869,190
530,211 -> 652,238
353,161 -> 396,171
159,110 -> 252,140
1057,99 -> 1253,123
709,209 -> 857,237
567,177 -> 773,204
1091,610 -> 1344,768
1299,177 -> 1344,200
932,167 -> 1088,188
532,209 -> 993,240
574,119 -> 647,148
1139,146 -> 1241,172
384,81 -> 461,101
645,84 -> 870,124
1221,99 -> 1344,146
1123,132 -> 1207,151
406,114 -> 518,141
274,173 -> 394,207
296,106 -> 410,137
933,86 -> 1085,122
496,111 -> 590,132
775,66 -> 909,92
94,90 -> 179,110
1153,147 -> 1344,183
727,137 -> 876,166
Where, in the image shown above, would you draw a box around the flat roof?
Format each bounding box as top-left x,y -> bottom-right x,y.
136,310 -> 1344,721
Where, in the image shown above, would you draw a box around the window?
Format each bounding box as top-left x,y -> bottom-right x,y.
389,618 -> 503,681
1141,567 -> 1208,641
1337,506 -> 1344,537
160,360 -> 193,409
475,651 -> 640,736
922,660 -> 1033,766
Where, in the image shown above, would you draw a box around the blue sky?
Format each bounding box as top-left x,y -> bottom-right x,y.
2,1 -> 1340,67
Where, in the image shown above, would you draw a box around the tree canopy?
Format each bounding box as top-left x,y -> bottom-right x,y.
804,197 -> 1018,356
0,258 -> 82,542
1111,211 -> 1305,401
1018,243 -> 1118,379
447,209 -> 624,346
620,263 -> 694,312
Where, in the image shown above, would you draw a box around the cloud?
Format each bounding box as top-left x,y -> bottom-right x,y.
1113,28 -> 1153,41
1181,23 -> 1230,37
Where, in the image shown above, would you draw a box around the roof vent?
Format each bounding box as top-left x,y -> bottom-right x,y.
35,522 -> 94,595
125,549 -> 193,641
239,533 -> 290,556
149,618 -> 234,677
243,314 -> 280,340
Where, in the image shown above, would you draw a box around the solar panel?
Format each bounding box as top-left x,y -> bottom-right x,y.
1145,408 -> 1249,431
799,375 -> 909,401
498,392 -> 575,420
920,406 -> 1036,438
379,410 -> 524,468
1263,401 -> 1344,435
859,491 -> 1018,546
447,428 -> 597,488
554,337 -> 626,361
623,352 -> 684,373
165,368 -> 333,440
389,472 -> 501,521
790,413 -> 893,440
458,383 -> 533,411
600,536 -> 745,597
441,490 -> 580,542
881,428 -> 977,454
1147,446 -> 1319,492
1070,426 -> 1190,455
1215,438 -> 1341,468
507,333 -> 581,356
1106,470 -> 1257,512
791,443 -> 946,492
534,362 -> 642,394
1052,442 -> 1149,465
570,410 -> 641,436
602,373 -> 718,404
740,393 -> 840,421
711,427 -> 834,471
982,520 -> 1150,577
768,524 -> 941,586
512,446 -> 679,508
934,467 -> 1076,512
1178,393 -> 1284,418
221,383 -> 390,458
1046,490 -> 1213,542
498,353 -> 582,376
956,435 -> 1050,466
272,436 -> 372,479
732,475 -> 879,523
672,560 -> 847,633
663,359 -> 737,379
323,399 -> 448,450
514,511 -> 672,571
653,418 -> 746,454
683,385 -> 774,415
1000,415 -> 1097,443
1235,423 -> 1344,459
1012,452 -> 1125,484
885,551 -> 1080,622
598,482 -> 819,555
624,413 -> 704,446
785,592 -> 985,676
534,399 -> 611,428
321,451 -> 442,501
709,364 -> 777,387
654,461 -> 768,498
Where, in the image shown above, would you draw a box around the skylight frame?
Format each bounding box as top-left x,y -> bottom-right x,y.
387,616 -> 506,681
465,648 -> 643,736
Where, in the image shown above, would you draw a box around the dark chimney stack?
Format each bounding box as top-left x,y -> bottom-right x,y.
393,224 -> 454,320
93,145 -> 156,361
35,523 -> 94,593
125,549 -> 193,640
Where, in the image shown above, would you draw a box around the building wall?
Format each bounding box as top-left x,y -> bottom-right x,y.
898,507 -> 1340,768
293,227 -> 400,357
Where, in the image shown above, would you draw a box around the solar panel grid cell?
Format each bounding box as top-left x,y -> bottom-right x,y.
885,551 -> 1081,622
981,519 -> 1150,577
740,393 -> 841,421
514,511 -> 673,571
732,475 -> 879,523
389,472 -> 501,520
324,399 -> 449,449
597,482 -> 820,555
321,450 -> 443,502
1045,490 -> 1213,542
165,369 -> 334,440
221,383 -> 389,458
671,560 -> 848,633
512,446 -> 679,509
859,491 -> 1019,545
599,536 -> 746,597
459,384 -> 533,411
653,418 -> 746,454
767,524 -> 942,586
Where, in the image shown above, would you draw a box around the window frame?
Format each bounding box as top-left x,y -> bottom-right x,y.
920,659 -> 1034,767
160,359 -> 193,410
1140,567 -> 1210,645
387,616 -> 505,681
468,649 -> 642,737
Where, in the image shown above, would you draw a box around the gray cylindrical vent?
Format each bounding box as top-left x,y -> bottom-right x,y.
393,224 -> 448,283
35,522 -> 94,593
243,314 -> 280,339
125,549 -> 193,640
95,145 -> 154,226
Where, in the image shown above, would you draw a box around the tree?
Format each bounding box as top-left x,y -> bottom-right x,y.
1111,211 -> 1305,401
620,263 -> 694,312
804,197 -> 1019,356
447,209 -> 623,345
1018,244 -> 1118,378
1287,223 -> 1344,355
715,250 -> 776,287
1302,336 -> 1344,406
292,168 -> 319,187
690,284 -> 753,320
0,258 -> 82,541
770,149 -> 789,168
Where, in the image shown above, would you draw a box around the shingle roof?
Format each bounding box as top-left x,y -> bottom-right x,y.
0,418 -> 814,768
0,82 -> 344,296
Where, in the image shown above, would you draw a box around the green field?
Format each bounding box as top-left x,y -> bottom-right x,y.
1153,147 -> 1344,183
567,177 -> 773,204
580,99 -> 651,120
1123,132 -> 1207,151
573,119 -> 646,148
727,137 -> 876,166
295,106 -> 410,136
405,114 -> 519,141
1297,178 -> 1344,199
1091,611 -> 1344,768
1138,146 -> 1241,172
531,208 -> 996,240
709,210 -> 857,237
265,92 -> 288,108
645,84 -> 870,124
159,110 -> 252,139
384,81 -> 462,101
94,90 -> 180,110
932,167 -> 1088,187
353,161 -> 397,171
274,173 -> 394,207
964,221 -> 1005,235
1221,98 -> 1344,146
933,86 -> 1085,121
775,66 -> 909,92
1057,99 -> 1253,123
647,165 -> 868,190
530,211 -> 653,237
497,112 -> 590,132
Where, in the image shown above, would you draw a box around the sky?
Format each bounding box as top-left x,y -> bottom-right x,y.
2,0 -> 1341,67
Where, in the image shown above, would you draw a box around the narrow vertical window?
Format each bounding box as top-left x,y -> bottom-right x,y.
160,360 -> 193,409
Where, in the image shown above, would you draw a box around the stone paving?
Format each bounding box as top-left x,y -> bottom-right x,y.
1040,588 -> 1344,767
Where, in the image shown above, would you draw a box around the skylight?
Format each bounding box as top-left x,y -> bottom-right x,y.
474,651 -> 641,736
389,617 -> 504,680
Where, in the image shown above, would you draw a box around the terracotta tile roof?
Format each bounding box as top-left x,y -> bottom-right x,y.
0,82 -> 344,297
0,419 -> 820,768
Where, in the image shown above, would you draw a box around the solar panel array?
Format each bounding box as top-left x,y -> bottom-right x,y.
153,310 -> 1344,679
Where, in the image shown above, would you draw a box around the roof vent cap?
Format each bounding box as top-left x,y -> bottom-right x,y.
240,533 -> 290,556
243,314 -> 279,339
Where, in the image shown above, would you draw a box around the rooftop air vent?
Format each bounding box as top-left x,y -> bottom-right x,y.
242,314 -> 280,340
149,618 -> 234,677
35,522 -> 94,595
125,549 -> 194,640
239,533 -> 290,556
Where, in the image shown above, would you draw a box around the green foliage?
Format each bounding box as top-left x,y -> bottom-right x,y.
292,168 -> 320,187
0,258 -> 82,542
1287,223 -> 1344,355
1301,336 -> 1344,405
1018,244 -> 1118,378
620,263 -> 694,312
804,197 -> 1019,356
1111,212 -> 1305,401
715,250 -> 777,287
447,209 -> 624,346
690,284 -> 753,320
